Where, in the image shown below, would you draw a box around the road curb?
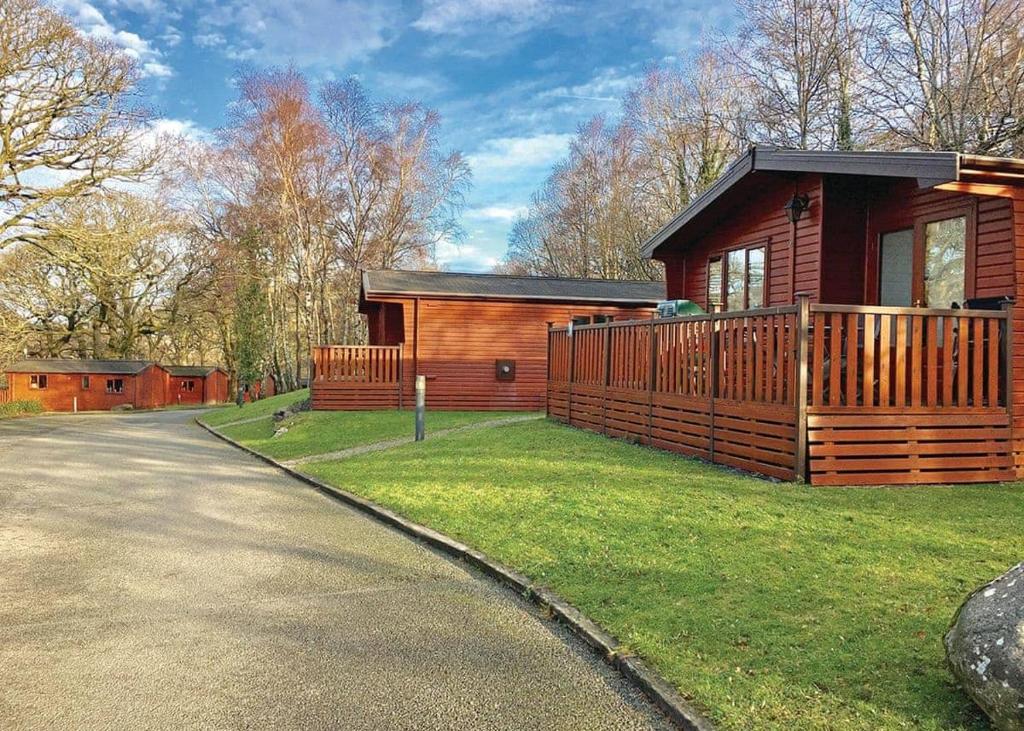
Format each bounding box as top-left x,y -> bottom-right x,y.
195,416 -> 714,731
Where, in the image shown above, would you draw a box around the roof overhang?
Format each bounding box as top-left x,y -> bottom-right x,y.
639,147 -> 1015,260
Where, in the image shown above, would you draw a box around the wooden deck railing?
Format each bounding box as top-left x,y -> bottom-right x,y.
547,296 -> 1014,486
311,345 -> 403,410
0,386 -> 11,405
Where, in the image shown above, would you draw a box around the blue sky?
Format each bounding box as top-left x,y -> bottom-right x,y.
53,0 -> 736,271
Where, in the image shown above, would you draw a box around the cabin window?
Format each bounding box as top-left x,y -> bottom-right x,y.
82,376 -> 90,390
106,378 -> 124,394
182,380 -> 196,392
571,316 -> 591,327
30,374 -> 47,390
923,216 -> 966,309
707,258 -> 723,309
711,244 -> 767,311
591,314 -> 614,324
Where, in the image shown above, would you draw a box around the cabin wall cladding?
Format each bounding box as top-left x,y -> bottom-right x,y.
548,301 -> 1014,486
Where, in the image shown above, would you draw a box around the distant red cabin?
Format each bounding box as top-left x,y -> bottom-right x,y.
5,359 -> 230,412
4,359 -> 170,412
312,270 -> 664,411
164,366 -> 230,406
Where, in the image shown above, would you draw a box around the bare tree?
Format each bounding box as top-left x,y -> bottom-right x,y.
862,0 -> 1024,154
729,0 -> 849,149
0,0 -> 157,251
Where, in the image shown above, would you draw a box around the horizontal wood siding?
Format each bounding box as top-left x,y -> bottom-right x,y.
678,173 -> 822,308
808,410 -> 1014,485
389,298 -> 655,411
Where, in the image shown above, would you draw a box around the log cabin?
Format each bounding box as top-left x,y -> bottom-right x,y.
164,366 -> 230,406
547,147 -> 1024,486
5,359 -> 231,412
5,359 -> 172,412
312,270 -> 664,411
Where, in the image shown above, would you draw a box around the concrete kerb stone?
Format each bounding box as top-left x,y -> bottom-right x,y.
194,416 -> 715,731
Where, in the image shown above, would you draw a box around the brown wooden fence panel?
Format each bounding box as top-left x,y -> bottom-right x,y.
547,301 -> 1013,486
548,308 -> 800,481
311,345 -> 402,410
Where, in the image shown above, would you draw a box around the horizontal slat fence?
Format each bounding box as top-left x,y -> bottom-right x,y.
548,298 -> 1014,486
805,304 -> 1013,485
311,345 -> 402,410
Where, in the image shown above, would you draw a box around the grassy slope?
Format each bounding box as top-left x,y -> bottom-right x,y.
200,388 -> 310,426
215,406 -> 528,461
301,419 -> 1023,731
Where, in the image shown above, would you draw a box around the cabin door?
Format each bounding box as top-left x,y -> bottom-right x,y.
875,213 -> 971,309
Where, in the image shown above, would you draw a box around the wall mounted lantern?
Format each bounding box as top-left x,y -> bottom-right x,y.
784,194 -> 810,224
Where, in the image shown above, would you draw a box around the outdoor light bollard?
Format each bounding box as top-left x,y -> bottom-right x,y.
415,375 -> 426,442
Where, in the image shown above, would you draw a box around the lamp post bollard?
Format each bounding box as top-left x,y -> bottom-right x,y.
415,375 -> 426,441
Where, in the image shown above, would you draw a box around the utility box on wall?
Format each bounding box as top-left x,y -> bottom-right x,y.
495,359 -> 516,381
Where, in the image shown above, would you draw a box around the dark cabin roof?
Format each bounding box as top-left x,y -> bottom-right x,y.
362,270 -> 665,305
6,358 -> 157,375
164,365 -> 223,377
641,146 -> 1024,259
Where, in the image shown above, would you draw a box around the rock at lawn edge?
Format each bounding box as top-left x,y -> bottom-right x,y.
945,562 -> 1024,731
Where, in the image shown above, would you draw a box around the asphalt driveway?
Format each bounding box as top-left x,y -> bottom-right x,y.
0,410 -> 670,730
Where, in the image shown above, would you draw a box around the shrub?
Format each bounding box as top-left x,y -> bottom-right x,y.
0,400 -> 43,418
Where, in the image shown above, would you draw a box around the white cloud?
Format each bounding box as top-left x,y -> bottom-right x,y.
52,0 -> 173,79
194,32 -> 226,49
466,133 -> 572,176
435,238 -> 500,272
415,0 -> 554,35
195,0 -> 401,67
147,118 -> 210,142
539,66 -> 638,104
466,205 -> 529,222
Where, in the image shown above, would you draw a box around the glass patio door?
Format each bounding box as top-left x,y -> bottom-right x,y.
878,216 -> 967,309
879,228 -> 913,307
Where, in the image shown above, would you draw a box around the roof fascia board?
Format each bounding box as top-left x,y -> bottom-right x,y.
362,290 -> 662,305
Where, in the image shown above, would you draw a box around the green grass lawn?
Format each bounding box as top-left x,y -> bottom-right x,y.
200,388 -> 310,426
294,419 -> 1023,731
211,405 -> 528,461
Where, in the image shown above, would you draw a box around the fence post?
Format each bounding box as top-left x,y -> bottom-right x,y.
1002,300 -> 1014,418
602,324 -> 612,435
648,317 -> 657,445
709,308 -> 719,463
794,293 -> 811,483
567,324 -> 576,426
396,346 -> 404,410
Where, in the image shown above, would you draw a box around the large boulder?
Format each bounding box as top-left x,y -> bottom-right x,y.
945,562 -> 1024,730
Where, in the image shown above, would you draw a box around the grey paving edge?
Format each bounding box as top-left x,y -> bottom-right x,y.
195,417 -> 715,731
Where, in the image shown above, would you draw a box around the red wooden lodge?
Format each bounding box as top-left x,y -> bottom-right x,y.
164,365 -> 230,406
312,270 -> 663,411
4,359 -> 229,412
548,147 -> 1024,486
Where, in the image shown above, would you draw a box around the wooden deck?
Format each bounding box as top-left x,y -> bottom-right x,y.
311,345 -> 402,410
547,296 -> 1014,486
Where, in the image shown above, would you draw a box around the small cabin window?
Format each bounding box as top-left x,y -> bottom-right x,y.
30,374 -> 47,390
591,315 -> 614,324
571,316 -> 591,327
106,378 -> 124,394
711,244 -> 767,311
82,375 -> 90,389
707,257 -> 723,309
182,380 -> 196,392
